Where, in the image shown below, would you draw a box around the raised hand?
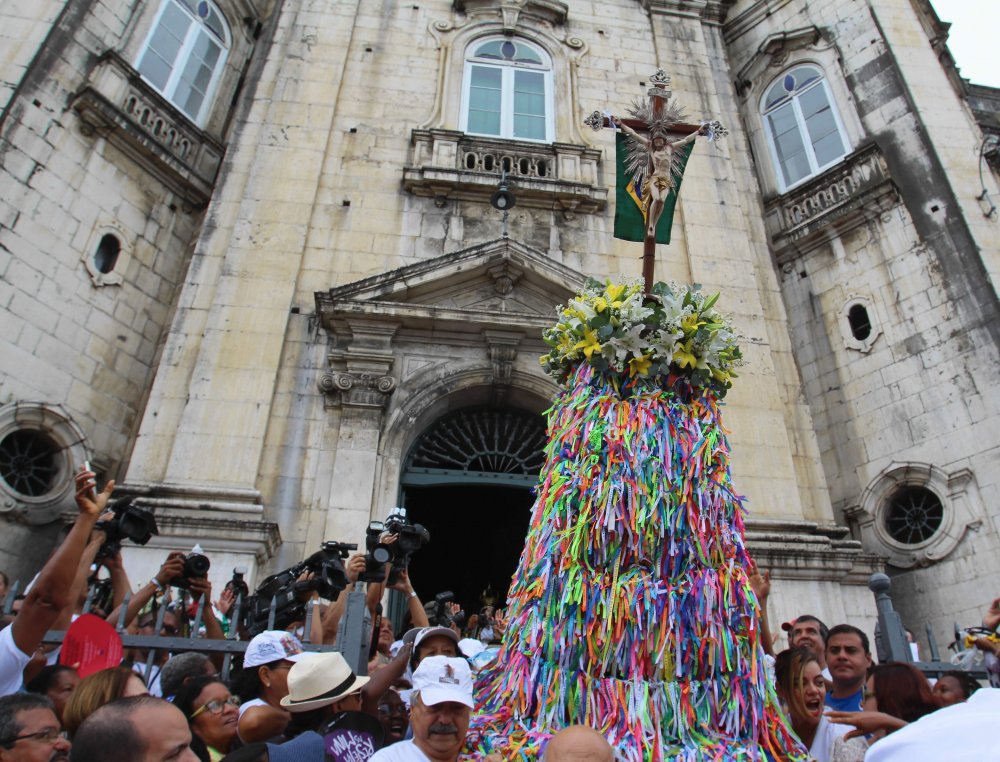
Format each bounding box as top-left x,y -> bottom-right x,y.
75,465 -> 115,517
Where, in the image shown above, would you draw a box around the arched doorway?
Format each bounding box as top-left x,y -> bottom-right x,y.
394,406 -> 547,625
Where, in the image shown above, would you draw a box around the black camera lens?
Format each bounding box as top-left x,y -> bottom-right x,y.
185,554 -> 211,577
371,546 -> 393,564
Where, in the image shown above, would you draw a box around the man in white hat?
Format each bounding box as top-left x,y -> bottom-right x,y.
369,655 -> 474,761
265,652 -> 371,761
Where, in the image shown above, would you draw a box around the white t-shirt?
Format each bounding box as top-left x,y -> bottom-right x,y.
238,697 -> 269,718
132,661 -> 163,696
864,687 -> 998,762
0,626 -> 32,697
369,739 -> 431,761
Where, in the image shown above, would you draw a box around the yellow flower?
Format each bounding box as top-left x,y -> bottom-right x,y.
711,367 -> 731,384
629,354 -> 652,376
606,283 -> 627,303
572,328 -> 602,359
673,342 -> 697,369
681,313 -> 705,333
593,297 -> 608,313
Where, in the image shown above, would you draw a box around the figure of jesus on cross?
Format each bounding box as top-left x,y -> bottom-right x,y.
610,115 -> 707,239
586,69 -> 726,293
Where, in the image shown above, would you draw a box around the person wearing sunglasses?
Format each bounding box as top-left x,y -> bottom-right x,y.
174,677 -> 240,762
0,693 -> 71,762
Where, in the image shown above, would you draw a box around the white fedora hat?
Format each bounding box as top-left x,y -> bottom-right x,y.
279,652 -> 370,713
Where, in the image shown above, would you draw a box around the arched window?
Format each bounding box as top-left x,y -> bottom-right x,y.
135,0 -> 230,126
461,37 -> 553,143
761,65 -> 848,191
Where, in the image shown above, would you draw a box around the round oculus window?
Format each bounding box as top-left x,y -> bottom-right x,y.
884,486 -> 943,545
0,429 -> 60,497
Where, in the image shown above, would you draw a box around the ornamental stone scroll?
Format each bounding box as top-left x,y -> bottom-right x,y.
318,371 -> 398,409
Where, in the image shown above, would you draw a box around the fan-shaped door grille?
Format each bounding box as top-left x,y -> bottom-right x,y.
407,408 -> 546,475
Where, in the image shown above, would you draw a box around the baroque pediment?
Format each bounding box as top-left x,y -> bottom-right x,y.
314,238 -> 585,334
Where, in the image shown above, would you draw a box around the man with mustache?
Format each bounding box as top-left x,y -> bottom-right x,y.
369,656 -> 473,761
0,694 -> 70,762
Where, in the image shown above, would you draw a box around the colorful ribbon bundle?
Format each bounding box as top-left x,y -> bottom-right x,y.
465,363 -> 806,761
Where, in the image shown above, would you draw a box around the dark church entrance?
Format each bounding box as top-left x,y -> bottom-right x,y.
403,484 -> 533,616
392,406 -> 547,626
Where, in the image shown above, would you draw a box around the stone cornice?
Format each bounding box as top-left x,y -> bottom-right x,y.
107,482 -> 280,565
453,0 -> 569,28
764,143 -> 900,263
744,517 -> 884,584
70,52 -> 224,208
319,299 -> 553,334
403,130 -> 606,215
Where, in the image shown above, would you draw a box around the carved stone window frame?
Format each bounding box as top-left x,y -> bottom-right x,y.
0,402 -> 90,525
760,66 -> 851,193
460,36 -> 555,143
134,0 -> 232,128
733,27 -> 864,199
846,463 -> 984,568
405,9 -> 602,213
423,8 -> 588,146
839,294 -> 882,354
82,220 -> 132,287
115,0 -> 260,138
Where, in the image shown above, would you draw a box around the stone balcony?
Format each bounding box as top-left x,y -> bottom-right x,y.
402,129 -> 607,215
70,52 -> 225,208
764,142 -> 900,262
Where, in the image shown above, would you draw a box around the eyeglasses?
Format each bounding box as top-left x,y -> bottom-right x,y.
190,696 -> 240,720
377,703 -> 409,716
0,727 -> 68,745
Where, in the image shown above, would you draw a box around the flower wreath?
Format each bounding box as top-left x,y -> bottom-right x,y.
539,279 -> 743,397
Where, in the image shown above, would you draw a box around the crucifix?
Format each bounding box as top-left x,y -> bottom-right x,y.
586,70 -> 726,294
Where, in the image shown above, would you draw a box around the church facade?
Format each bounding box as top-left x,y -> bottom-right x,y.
1,0 -> 998,653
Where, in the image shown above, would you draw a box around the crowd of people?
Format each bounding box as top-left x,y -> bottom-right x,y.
751,561 -> 999,761
0,466 -> 995,761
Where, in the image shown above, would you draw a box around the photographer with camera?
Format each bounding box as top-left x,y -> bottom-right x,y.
319,552 -> 428,649
0,465 -> 113,697
113,551 -> 226,694
349,517 -> 432,650
20,515 -> 134,685
237,542 -> 356,642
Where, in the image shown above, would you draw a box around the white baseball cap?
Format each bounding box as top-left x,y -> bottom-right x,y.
414,626 -> 459,651
243,631 -> 312,668
411,655 -> 474,708
458,638 -> 486,658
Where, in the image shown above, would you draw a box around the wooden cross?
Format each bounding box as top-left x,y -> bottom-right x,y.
586,71 -> 704,295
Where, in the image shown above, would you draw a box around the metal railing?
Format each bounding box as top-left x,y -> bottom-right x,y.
869,572 -> 988,680
2,580 -> 371,683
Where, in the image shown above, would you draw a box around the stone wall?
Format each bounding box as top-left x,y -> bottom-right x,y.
6,0 -> 990,636
724,0 -> 1000,649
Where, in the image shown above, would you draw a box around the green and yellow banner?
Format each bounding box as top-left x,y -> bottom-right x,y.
613,133 -> 693,244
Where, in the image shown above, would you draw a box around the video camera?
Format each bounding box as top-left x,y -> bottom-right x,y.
241,541 -> 357,636
362,511 -> 429,585
94,497 -> 159,559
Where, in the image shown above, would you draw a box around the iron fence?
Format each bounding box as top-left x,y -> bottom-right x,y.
2,580 -> 372,683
